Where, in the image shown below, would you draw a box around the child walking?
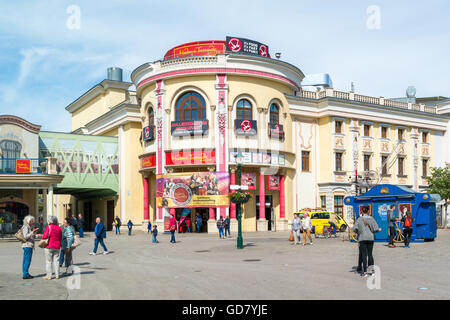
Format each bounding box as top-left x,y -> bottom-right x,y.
152,225 -> 158,243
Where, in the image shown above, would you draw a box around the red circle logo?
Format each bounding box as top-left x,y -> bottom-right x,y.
241,120 -> 252,132
228,38 -> 242,52
259,45 -> 268,57
144,127 -> 150,138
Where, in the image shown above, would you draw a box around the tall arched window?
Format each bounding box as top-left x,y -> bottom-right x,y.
236,99 -> 252,120
175,91 -> 206,121
269,103 -> 279,124
148,107 -> 154,126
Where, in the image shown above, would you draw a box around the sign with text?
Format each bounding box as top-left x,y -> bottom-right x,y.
16,159 -> 31,174
171,120 -> 209,137
268,123 -> 285,140
164,41 -> 225,60
141,154 -> 156,169
226,36 -> 270,58
235,119 -> 257,136
156,172 -> 230,208
142,125 -> 154,141
166,150 -> 216,166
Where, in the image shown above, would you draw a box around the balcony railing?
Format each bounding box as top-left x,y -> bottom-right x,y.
0,158 -> 48,174
299,89 -> 437,114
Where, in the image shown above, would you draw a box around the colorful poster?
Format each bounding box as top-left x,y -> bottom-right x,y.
16,159 -> 31,173
262,153 -> 271,164
268,175 -> 280,190
241,172 -> 256,190
279,154 -> 286,165
156,172 -> 230,208
398,203 -> 412,219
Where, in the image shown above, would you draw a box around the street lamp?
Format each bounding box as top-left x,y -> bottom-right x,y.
235,150 -> 244,249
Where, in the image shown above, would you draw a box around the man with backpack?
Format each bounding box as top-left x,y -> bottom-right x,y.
115,216 -> 121,235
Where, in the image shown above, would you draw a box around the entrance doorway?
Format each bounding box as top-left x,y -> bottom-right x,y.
194,208 -> 209,233
0,201 -> 29,231
106,200 -> 114,231
256,195 -> 274,231
83,201 -> 93,231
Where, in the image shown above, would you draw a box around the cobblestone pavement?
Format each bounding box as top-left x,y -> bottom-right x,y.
1,229 -> 450,300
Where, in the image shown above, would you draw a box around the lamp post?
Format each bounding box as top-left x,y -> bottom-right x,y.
236,151 -> 244,249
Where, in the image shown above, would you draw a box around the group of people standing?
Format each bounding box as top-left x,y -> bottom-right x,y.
216,216 -> 231,239
21,214 -> 81,280
291,213 -> 314,246
353,205 -> 415,277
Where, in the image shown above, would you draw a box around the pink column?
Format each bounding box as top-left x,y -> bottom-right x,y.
259,172 -> 265,219
143,176 -> 149,220
280,175 -> 285,219
209,208 -> 215,220
230,170 -> 236,219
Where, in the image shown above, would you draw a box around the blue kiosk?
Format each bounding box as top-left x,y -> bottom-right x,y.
344,184 -> 439,242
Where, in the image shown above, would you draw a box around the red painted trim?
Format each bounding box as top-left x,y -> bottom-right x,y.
138,68 -> 299,90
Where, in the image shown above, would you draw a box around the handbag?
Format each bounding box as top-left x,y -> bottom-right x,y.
38,225 -> 51,248
169,225 -> 176,232
71,234 -> 81,248
14,226 -> 27,243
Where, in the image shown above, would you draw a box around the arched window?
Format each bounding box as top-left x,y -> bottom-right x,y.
148,107 -> 154,126
175,91 -> 206,121
236,99 -> 252,120
269,103 -> 279,124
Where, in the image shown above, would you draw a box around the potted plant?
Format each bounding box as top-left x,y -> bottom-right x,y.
230,191 -> 252,204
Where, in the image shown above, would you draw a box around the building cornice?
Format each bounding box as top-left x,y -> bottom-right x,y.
0,115 -> 41,134
65,80 -> 133,114
83,104 -> 141,135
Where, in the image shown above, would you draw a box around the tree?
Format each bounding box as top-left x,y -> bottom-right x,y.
427,163 -> 450,229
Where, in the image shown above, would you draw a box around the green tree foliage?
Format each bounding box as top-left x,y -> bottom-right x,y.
427,163 -> 450,203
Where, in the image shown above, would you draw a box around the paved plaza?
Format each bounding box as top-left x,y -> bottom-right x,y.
1,229 -> 450,300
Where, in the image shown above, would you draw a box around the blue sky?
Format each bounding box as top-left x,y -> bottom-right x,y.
1,0 -> 449,132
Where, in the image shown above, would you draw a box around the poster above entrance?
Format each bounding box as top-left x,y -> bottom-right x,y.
156,172 -> 230,208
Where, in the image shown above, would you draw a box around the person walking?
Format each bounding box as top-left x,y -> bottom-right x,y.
402,211 -> 414,248
291,213 -> 302,245
301,213 -> 313,245
21,215 -> 40,279
71,214 -> 78,233
127,220 -> 133,236
169,214 -> 177,243
185,218 -> 191,233
353,206 -> 381,277
224,216 -> 231,238
90,217 -> 109,255
195,213 -> 203,233
152,225 -> 158,243
60,218 -> 75,275
115,216 -> 121,235
217,217 -> 225,239
77,213 -> 85,238
147,221 -> 152,234
41,216 -> 62,280
388,205 -> 397,248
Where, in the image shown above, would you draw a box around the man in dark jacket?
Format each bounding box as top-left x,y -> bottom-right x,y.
77,213 -> 85,238
388,205 -> 397,248
90,217 -> 109,255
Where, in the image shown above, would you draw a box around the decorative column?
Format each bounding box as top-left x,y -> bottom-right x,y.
47,184 -> 54,218
229,166 -> 238,233
118,124 -> 126,222
216,74 -> 229,219
142,175 -> 149,230
257,169 -> 268,231
277,173 -> 288,231
207,166 -> 218,233
155,80 -> 167,231
349,119 -> 360,223
411,127 -> 419,191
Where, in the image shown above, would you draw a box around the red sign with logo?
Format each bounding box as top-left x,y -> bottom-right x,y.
166,150 -> 216,166
164,41 -> 226,60
16,159 -> 31,173
141,154 -> 156,169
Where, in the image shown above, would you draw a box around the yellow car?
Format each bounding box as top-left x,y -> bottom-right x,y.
296,210 -> 348,234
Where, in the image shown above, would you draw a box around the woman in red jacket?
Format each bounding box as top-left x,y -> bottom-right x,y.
41,216 -> 62,280
402,211 -> 414,248
169,215 -> 177,243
